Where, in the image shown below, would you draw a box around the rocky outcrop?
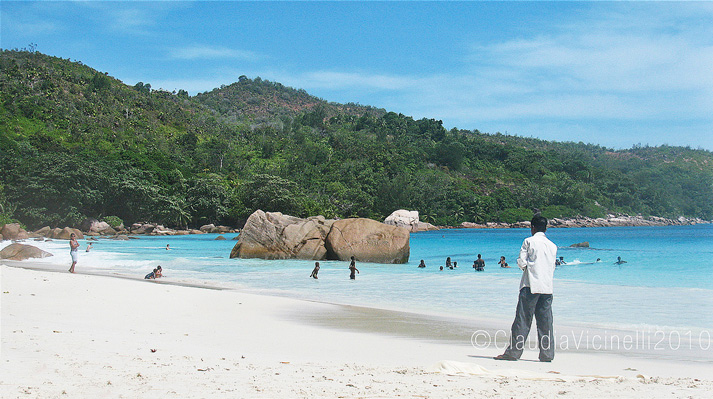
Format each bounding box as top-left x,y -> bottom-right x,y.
230,210 -> 334,260
0,243 -> 53,260
384,210 -> 438,232
570,241 -> 590,247
130,223 -> 155,234
1,223 -> 29,241
47,227 -> 83,240
89,221 -> 117,235
199,224 -> 232,234
230,211 -> 410,263
325,218 -> 410,264
34,226 -> 51,237
460,214 -> 711,229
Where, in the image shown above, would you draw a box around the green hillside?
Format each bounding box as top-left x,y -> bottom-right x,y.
1,49 -> 712,229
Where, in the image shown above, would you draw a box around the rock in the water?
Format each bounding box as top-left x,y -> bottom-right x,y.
215,235 -> 226,240
0,243 -> 53,260
384,210 -> 438,232
231,211 -> 411,263
230,210 -> 333,260
1,223 -> 30,241
325,218 -> 410,264
570,241 -> 590,248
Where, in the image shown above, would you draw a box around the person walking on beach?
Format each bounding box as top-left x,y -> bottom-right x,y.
494,215 -> 557,362
310,262 -> 320,279
68,233 -> 79,273
349,256 -> 359,280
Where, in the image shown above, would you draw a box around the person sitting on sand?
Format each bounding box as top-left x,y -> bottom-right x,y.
418,260 -> 426,268
349,256 -> 360,280
498,256 -> 510,268
155,265 -> 163,278
145,268 -> 158,279
310,262 -> 320,279
615,256 -> 627,265
473,254 -> 485,271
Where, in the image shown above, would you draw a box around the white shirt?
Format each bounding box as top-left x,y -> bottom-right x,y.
517,232 -> 558,294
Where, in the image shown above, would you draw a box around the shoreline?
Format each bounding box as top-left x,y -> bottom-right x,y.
3,260 -> 713,364
4,262 -> 713,362
2,264 -> 712,398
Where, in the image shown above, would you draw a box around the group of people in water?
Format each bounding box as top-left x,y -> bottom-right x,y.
417,255 -> 512,271
417,254 -> 627,271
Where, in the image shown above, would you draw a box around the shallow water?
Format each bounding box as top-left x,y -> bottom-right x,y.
3,225 -> 713,335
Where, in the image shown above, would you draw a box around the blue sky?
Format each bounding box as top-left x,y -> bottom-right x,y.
2,1 -> 713,150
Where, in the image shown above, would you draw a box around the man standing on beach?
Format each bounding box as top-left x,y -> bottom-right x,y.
68,233 -> 79,273
494,215 -> 557,362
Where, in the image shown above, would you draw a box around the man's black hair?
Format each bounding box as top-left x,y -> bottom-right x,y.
531,215 -> 548,232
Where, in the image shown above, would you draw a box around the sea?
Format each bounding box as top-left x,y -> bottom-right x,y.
3,224 -> 713,359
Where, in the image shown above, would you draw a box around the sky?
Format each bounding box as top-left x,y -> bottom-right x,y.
2,1 -> 713,151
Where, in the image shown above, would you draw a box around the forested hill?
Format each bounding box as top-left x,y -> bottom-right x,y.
1,49 -> 712,230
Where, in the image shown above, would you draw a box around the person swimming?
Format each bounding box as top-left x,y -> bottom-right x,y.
418,260 -> 426,268
445,257 -> 453,269
615,256 -> 627,265
498,256 -> 510,268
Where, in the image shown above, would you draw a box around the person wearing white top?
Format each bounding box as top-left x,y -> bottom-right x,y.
494,215 -> 557,362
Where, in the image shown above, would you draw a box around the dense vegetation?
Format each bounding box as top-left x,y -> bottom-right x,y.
1,49 -> 712,230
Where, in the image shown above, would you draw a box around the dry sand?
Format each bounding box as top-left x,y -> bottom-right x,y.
1,264 -> 712,398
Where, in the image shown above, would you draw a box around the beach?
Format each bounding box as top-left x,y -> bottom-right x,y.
2,264 -> 712,398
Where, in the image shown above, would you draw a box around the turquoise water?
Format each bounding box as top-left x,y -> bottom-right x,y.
4,225 -> 713,333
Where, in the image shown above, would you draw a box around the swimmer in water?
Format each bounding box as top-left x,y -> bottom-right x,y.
310,262 -> 320,279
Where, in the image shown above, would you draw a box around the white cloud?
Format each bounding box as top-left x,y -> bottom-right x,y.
169,45 -> 260,61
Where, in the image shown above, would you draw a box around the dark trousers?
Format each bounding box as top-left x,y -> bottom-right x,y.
504,287 -> 554,361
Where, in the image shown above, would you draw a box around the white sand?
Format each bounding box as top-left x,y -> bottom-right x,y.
2,264 -> 712,398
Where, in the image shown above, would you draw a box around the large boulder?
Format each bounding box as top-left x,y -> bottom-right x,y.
48,227 -> 84,240
34,226 -> 51,237
79,219 -> 117,235
230,210 -> 334,260
200,224 -> 217,233
131,224 -> 155,234
384,210 -> 438,232
1,223 -> 30,241
0,243 -> 53,260
325,218 -> 410,264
